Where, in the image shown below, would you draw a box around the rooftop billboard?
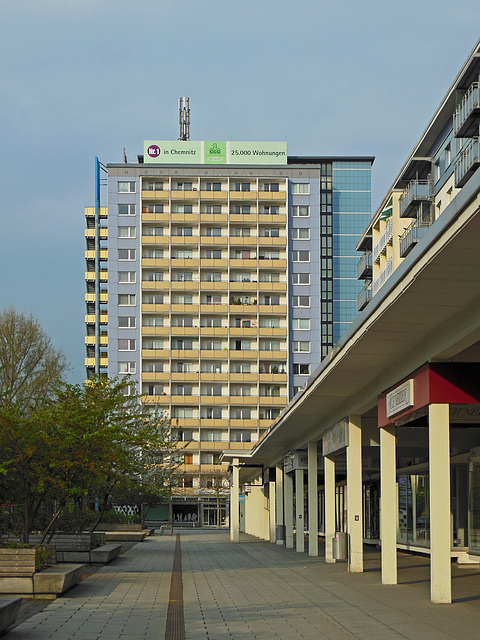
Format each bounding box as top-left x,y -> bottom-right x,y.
143,141 -> 287,165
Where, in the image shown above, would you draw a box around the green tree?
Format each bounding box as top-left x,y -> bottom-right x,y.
40,376 -> 179,539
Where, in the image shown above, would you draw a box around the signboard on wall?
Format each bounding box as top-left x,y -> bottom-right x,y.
144,140 -> 287,165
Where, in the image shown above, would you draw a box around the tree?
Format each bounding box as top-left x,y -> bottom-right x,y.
40,376 -> 179,538
0,308 -> 67,411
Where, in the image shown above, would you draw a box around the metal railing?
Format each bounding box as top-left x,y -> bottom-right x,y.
372,258 -> 393,297
453,82 -> 480,137
454,138 -> 480,187
399,180 -> 432,217
357,251 -> 372,279
372,218 -> 393,262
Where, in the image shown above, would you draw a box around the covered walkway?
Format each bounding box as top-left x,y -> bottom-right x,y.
8,531 -> 480,639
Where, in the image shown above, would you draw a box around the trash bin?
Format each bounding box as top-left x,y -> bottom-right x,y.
332,532 -> 348,560
276,524 -> 285,542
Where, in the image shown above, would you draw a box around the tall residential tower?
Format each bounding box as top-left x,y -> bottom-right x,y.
85,140 -> 372,524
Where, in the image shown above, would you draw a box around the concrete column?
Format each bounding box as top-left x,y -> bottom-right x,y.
230,458 -> 239,542
284,471 -> 294,548
429,403 -> 451,604
324,454 -> 336,563
276,465 -> 284,545
346,414 -> 363,572
295,468 -> 305,553
380,425 -> 397,584
269,473 -> 276,543
308,439 -> 319,557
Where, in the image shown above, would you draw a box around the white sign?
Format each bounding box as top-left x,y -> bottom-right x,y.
386,379 -> 414,418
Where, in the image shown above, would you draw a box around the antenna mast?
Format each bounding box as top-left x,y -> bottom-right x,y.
178,97 -> 190,141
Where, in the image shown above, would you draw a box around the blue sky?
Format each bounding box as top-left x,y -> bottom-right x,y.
1,1 -> 478,382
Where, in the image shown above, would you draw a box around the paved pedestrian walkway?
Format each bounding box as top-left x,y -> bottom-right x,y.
8,530 -> 480,639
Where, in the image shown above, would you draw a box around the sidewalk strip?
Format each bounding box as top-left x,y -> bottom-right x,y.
165,533 -> 185,640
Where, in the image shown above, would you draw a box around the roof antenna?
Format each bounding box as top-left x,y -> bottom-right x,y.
178,97 -> 190,141
123,148 -> 128,163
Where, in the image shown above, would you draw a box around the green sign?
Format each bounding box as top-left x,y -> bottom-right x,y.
144,140 -> 287,165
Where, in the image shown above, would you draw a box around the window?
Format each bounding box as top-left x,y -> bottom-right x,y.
293,341 -> 310,352
233,339 -> 251,351
143,271 -> 164,282
231,408 -> 251,419
118,204 -> 136,216
292,228 -> 310,240
205,204 -> 222,214
175,227 -> 193,237
293,363 -> 310,375
292,273 -> 310,284
260,272 -> 280,283
147,384 -> 164,396
205,249 -> 222,259
263,295 -> 280,305
172,338 -> 194,350
118,316 -> 136,328
205,182 -> 221,191
173,407 -> 194,419
292,318 -> 310,330
263,206 -> 279,214
261,408 -> 281,420
202,317 -> 221,328
231,205 -> 251,214
202,362 -> 222,373
144,339 -> 164,350
292,206 -> 309,217
203,339 -> 222,350
143,293 -> 164,304
174,249 -> 193,259
143,226 -> 163,236
203,385 -> 222,397
175,204 -> 193,214
118,226 -> 136,238
172,271 -> 193,282
262,385 -> 281,397
291,183 -> 309,194
200,452 -> 222,464
173,294 -> 193,305
262,227 -> 280,238
118,361 -> 136,374
230,430 -> 252,442
263,183 -> 279,192
143,249 -> 164,259
292,296 -> 310,307
144,204 -> 164,213
144,181 -> 163,191
118,271 -> 136,283
260,250 -> 280,260
205,294 -> 222,304
203,272 -> 221,282
260,317 -> 280,328
175,362 -> 193,373
173,181 -> 193,191
143,316 -> 164,326
118,181 -> 135,193
173,316 -> 193,327
204,407 -> 222,419
232,385 -> 251,397
230,362 -> 251,373
179,429 -> 194,441
118,339 -> 136,351
175,384 -> 193,396
234,182 -> 250,192
118,249 -> 136,261
118,294 -> 136,306
231,272 -> 251,282
204,227 -> 221,236
292,250 -> 309,262
230,227 -> 251,237
262,340 -> 280,351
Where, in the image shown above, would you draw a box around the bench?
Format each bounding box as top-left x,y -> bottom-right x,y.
28,535 -> 119,564
0,596 -> 22,634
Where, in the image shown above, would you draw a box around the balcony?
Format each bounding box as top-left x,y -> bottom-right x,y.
453,82 -> 480,138
372,219 -> 393,263
357,251 -> 372,279
399,180 -> 432,218
371,258 -> 394,297
357,283 -> 372,311
454,138 -> 480,188
399,203 -> 433,258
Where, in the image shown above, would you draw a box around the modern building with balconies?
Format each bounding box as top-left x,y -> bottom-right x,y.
356,39 -> 480,309
85,142 -> 372,524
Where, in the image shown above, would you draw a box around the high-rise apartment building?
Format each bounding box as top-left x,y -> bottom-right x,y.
85,141 -> 372,524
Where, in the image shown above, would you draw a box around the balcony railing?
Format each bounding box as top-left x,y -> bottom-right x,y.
399,180 -> 432,218
357,251 -> 372,279
453,82 -> 480,138
372,257 -> 393,297
372,218 -> 393,263
357,283 -> 372,311
399,204 -> 433,258
454,138 -> 480,188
